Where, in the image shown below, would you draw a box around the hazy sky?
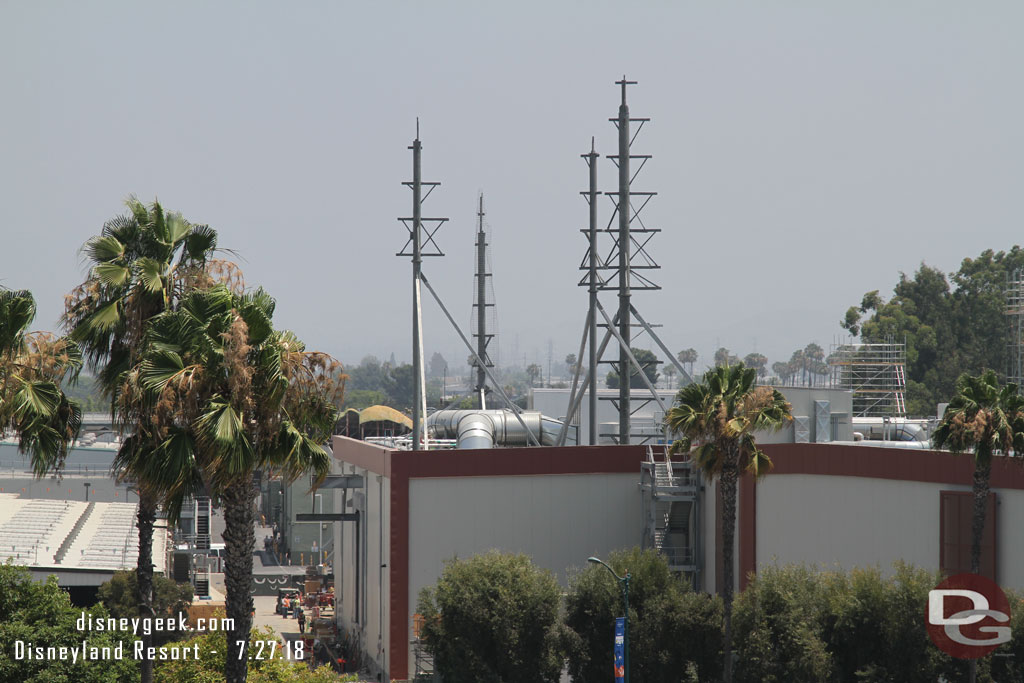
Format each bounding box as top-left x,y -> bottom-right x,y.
3,2 -> 1022,377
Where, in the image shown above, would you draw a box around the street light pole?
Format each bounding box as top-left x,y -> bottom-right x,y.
314,493 -> 323,564
588,556 -> 630,683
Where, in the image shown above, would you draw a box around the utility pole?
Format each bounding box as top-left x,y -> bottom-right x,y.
472,193 -> 494,408
615,77 -> 635,445
398,120 -> 447,450
585,138 -> 599,445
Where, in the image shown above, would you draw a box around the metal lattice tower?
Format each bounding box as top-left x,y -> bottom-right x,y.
559,78 -> 694,446
829,338 -> 907,417
1008,268 -> 1024,390
397,121 -> 448,449
472,193 -> 495,403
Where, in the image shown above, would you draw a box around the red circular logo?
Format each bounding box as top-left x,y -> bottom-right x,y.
926,573 -> 1012,659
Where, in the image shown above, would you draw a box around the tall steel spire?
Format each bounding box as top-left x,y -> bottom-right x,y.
398,121 -> 447,449
472,193 -> 495,406
562,78 -> 694,447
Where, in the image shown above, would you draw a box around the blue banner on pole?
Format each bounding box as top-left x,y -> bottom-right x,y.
614,617 -> 625,682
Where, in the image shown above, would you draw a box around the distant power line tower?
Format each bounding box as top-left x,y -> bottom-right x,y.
559,78 -> 693,446
1008,268 -> 1024,389
471,193 -> 496,405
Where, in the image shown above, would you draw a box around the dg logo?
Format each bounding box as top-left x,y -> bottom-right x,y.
926,573 -> 1011,659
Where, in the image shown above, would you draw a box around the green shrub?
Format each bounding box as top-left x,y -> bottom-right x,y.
733,564 -> 833,683
734,563 -> 988,683
562,547 -> 722,682
417,551 -> 563,683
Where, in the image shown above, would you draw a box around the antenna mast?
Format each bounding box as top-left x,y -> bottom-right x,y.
398,121 -> 448,449
473,193 -> 495,407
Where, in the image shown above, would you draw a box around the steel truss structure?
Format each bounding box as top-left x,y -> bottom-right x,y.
561,78 -> 693,446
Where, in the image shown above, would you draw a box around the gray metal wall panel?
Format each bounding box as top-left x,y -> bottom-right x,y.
794,416 -> 810,443
814,400 -> 831,443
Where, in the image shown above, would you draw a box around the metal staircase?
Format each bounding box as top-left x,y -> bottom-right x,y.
641,446 -> 700,587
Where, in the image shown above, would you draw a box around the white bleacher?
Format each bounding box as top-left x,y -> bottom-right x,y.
0,498 -> 87,565
69,502 -> 140,570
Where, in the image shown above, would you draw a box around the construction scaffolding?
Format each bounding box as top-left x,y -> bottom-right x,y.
1008,268 -> 1024,390
829,338 -> 907,417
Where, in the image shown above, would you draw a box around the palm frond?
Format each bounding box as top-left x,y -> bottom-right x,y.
85,235 -> 126,263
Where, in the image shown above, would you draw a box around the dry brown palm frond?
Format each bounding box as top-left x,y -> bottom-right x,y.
206,259 -> 246,295
223,314 -> 254,413
737,386 -> 775,416
281,350 -> 347,408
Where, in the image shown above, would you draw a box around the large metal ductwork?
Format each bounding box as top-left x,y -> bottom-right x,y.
851,418 -> 930,442
427,410 -> 576,449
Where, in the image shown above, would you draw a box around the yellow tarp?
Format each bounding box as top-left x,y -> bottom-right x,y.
358,405 -> 413,429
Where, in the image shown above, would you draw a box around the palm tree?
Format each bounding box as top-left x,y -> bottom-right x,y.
677,348 -> 698,378
135,285 -> 343,682
0,289 -> 82,475
526,363 -> 541,387
804,343 -> 825,386
742,353 -> 767,379
665,363 -> 791,683
933,370 -> 1024,573
932,370 -> 1024,683
62,197 -> 233,683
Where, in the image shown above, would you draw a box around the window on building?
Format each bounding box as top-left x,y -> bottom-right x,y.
939,490 -> 996,581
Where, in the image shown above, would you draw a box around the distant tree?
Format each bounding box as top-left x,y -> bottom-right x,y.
348,356 -> 388,392
563,547 -> 723,682
804,343 -> 825,386
714,347 -> 739,368
0,564 -> 138,682
664,364 -> 678,389
565,353 -> 578,377
606,348 -> 660,389
428,352 -> 447,378
789,349 -> 807,386
840,306 -> 862,337
98,571 -> 193,646
386,364 -> 416,409
677,348 -> 698,377
743,353 -> 768,378
341,389 -> 390,411
526,363 -> 542,387
841,248 -> 1024,415
771,361 -> 792,386
418,551 -> 563,683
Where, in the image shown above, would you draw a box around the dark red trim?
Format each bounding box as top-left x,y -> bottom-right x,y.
397,444 -> 647,478
389,460 -> 409,681
761,443 -> 1024,489
739,474 -> 756,591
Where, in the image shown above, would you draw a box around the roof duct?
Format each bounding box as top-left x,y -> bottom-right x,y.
427,410 -> 576,449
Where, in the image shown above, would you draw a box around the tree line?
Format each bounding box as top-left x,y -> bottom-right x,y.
1,197 -> 342,683
841,246 -> 1024,416
417,550 -> 1024,683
